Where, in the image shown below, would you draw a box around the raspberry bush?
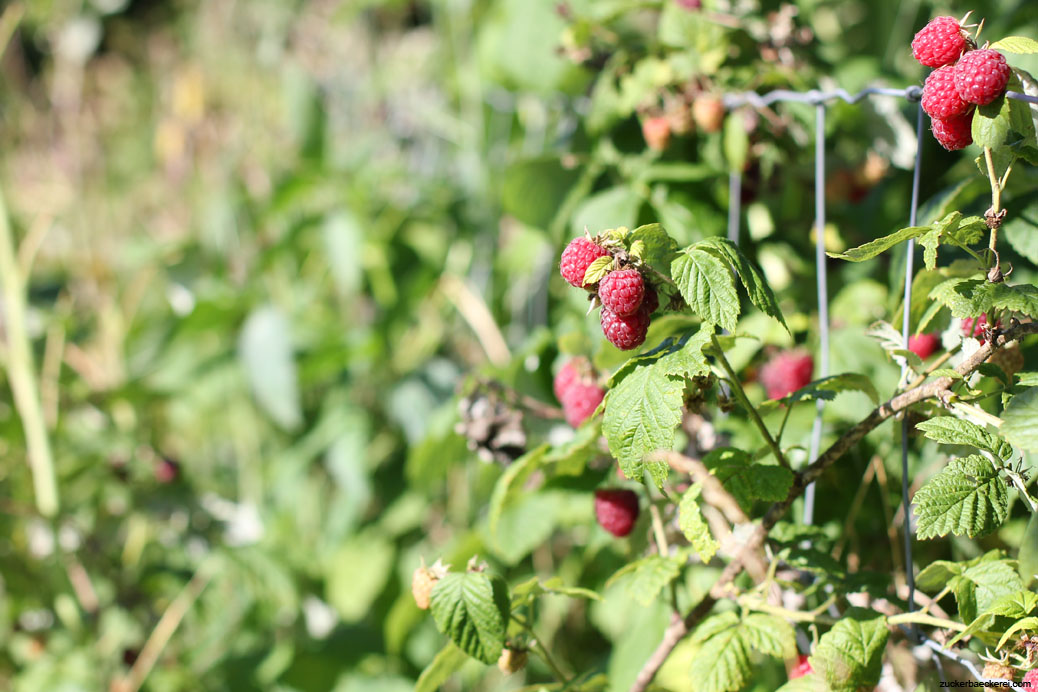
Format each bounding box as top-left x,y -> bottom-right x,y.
3,3 -> 1038,692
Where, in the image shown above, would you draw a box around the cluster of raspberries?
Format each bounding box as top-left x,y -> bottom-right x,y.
553,357 -> 606,428
912,16 -> 1011,151
559,235 -> 660,351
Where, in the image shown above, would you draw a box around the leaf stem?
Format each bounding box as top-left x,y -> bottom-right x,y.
887,611 -> 967,632
530,634 -> 570,682
710,334 -> 790,470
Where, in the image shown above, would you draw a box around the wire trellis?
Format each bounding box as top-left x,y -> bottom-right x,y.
723,83 -> 1038,683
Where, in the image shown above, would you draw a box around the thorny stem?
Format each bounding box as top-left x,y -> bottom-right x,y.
710,334 -> 791,470
629,321 -> 1038,692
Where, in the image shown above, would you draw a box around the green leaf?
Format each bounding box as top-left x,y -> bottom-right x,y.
429,571 -> 510,664
488,445 -> 548,534
997,616 -> 1038,651
826,225 -> 929,262
913,454 -> 1009,539
239,305 -> 302,431
671,247 -> 740,331
510,576 -> 601,607
679,485 -> 720,564
1019,512 -> 1038,587
985,590 -> 1038,618
973,94 -> 1012,149
627,223 -> 679,272
689,613 -> 796,692
712,462 -> 794,506
582,255 -> 614,286
602,361 -> 686,485
695,237 -> 788,331
866,321 -> 924,371
775,674 -> 831,692
414,643 -> 469,692
990,36 -> 1038,54
487,492 -> 559,565
501,157 -> 580,230
1003,195 -> 1038,265
606,554 -> 684,606
326,533 -> 395,622
915,561 -> 964,591
963,560 -> 1024,615
991,283 -> 1038,318
723,112 -> 749,173
790,373 -> 879,406
1019,372 -> 1038,387
915,417 -> 1013,460
1003,388 -> 1038,452
928,277 -> 991,318
810,608 -> 889,692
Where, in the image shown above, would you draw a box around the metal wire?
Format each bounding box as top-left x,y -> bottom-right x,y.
803,103 -> 829,526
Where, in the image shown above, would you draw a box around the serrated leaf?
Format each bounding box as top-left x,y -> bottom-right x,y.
775,674 -> 831,692
1003,388 -> 1038,452
790,373 -> 879,406
913,454 -> 1009,539
602,362 -> 685,485
916,417 -> 1013,460
810,608 -> 888,692
963,560 -> 1024,615
606,554 -> 684,606
928,277 -> 991,318
997,616 -> 1038,651
429,572 -> 510,664
930,368 -> 963,380
627,223 -> 678,272
989,282 -> 1038,318
583,255 -> 614,286
985,590 -> 1038,618
511,576 -> 601,607
1020,512 -> 1038,587
991,36 -> 1038,54
973,94 -> 1012,149
488,445 -> 548,534
689,613 -> 796,692
695,237 -> 788,331
945,612 -> 996,648
415,643 -> 469,692
866,321 -> 924,371
679,485 -> 720,564
671,247 -> 740,331
713,462 -> 794,506
826,225 -> 929,262
916,561 -> 964,591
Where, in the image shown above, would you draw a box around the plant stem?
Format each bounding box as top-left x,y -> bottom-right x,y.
710,335 -> 790,470
530,634 -> 569,682
0,185 -> 59,517
887,611 -> 966,632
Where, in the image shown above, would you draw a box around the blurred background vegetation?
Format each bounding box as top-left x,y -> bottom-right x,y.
0,0 -> 1037,690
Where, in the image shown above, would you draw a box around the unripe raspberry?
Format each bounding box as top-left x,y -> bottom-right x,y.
562,381 -> 606,428
601,306 -> 651,351
560,237 -> 610,288
790,654 -> 813,679
594,488 -> 640,537
498,646 -> 528,674
911,16 -> 967,68
921,66 -> 969,120
692,96 -> 725,133
599,269 -> 645,316
908,332 -> 940,360
411,560 -> 449,610
664,96 -> 694,135
955,49 -> 1011,106
759,349 -> 814,400
642,116 -> 671,151
931,111 -> 973,151
982,661 -> 1016,690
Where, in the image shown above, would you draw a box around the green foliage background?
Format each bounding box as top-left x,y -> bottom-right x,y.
0,0 -> 1037,690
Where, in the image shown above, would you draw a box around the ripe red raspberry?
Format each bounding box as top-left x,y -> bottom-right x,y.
642,116 -> 671,151
560,237 -> 610,288
642,284 -> 660,314
601,306 -> 651,351
921,66 -> 969,119
675,0 -> 701,9
599,269 -> 645,316
1022,668 -> 1038,687
553,357 -> 583,402
790,654 -> 813,679
562,381 -> 606,428
962,314 -> 1001,344
911,16 -> 967,68
154,458 -> 180,484
955,49 -> 1011,105
908,332 -> 940,360
594,488 -> 640,537
931,111 -> 973,151
759,349 -> 814,400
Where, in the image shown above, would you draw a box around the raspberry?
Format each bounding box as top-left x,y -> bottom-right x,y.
599,269 -> 645,316
759,349 -> 814,400
921,66 -> 969,119
642,284 -> 660,314
962,314 -> 1001,344
154,458 -> 180,484
601,306 -> 651,351
562,381 -> 606,428
982,661 -> 1016,688
594,488 -> 640,537
498,647 -> 528,674
1022,668 -> 1038,687
692,96 -> 725,133
908,332 -> 940,360
411,560 -> 448,610
675,0 -> 701,9
642,116 -> 671,151
911,16 -> 967,68
790,654 -> 813,679
931,111 -> 973,151
955,49 -> 1011,106
553,357 -> 583,402
560,237 -> 610,288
